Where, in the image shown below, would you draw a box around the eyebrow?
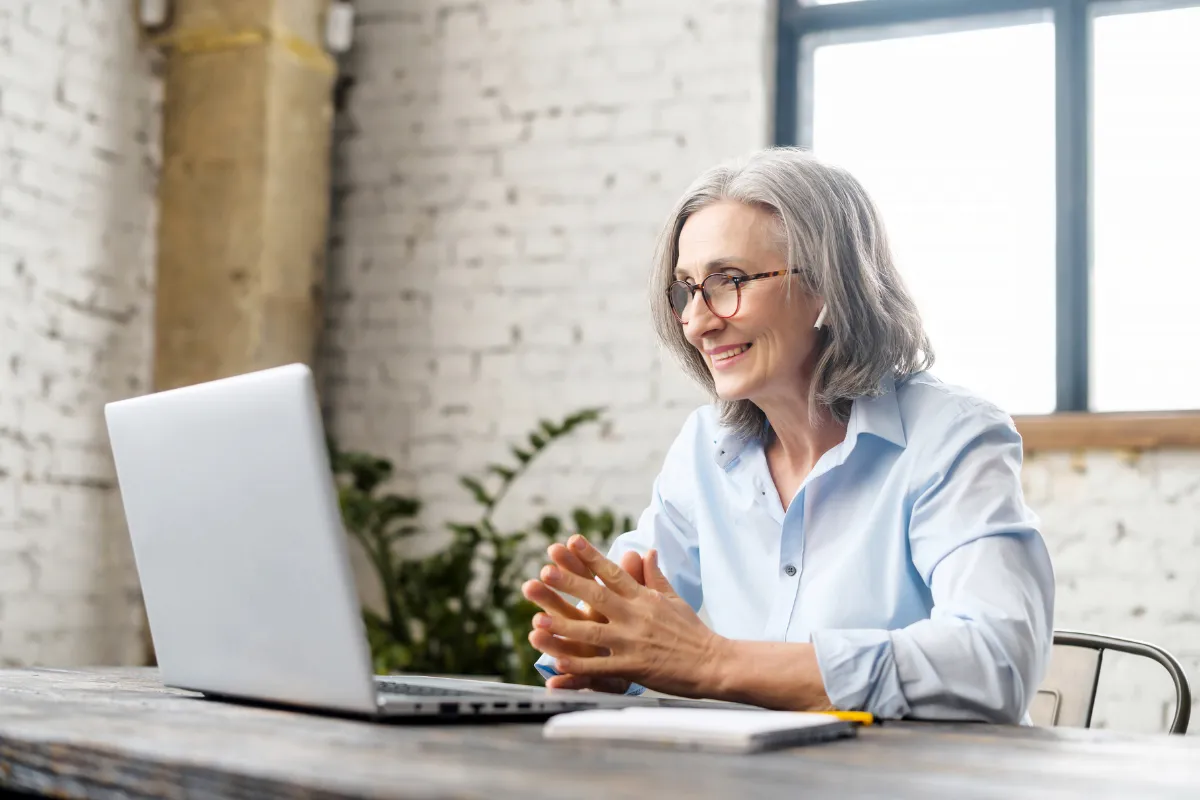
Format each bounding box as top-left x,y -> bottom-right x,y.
673,257 -> 751,281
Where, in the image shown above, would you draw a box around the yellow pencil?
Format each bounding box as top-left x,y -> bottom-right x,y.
818,710 -> 875,725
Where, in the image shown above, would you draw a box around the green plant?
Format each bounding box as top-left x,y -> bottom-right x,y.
329,408 -> 634,684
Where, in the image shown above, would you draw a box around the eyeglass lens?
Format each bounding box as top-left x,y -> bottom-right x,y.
668,274 -> 738,319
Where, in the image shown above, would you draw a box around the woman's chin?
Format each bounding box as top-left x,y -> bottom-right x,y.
712,377 -> 756,402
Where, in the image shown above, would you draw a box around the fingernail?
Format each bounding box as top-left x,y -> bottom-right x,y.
556,658 -> 572,672
534,613 -> 552,629
570,536 -> 586,552
543,565 -> 561,581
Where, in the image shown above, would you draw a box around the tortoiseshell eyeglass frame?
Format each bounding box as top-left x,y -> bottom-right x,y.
667,268 -> 802,321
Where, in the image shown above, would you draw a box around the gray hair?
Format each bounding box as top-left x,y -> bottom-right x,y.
649,147 -> 933,441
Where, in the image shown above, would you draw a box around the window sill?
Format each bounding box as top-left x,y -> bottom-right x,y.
1013,411 -> 1200,452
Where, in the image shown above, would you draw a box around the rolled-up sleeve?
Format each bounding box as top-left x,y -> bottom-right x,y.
812,407 -> 1055,723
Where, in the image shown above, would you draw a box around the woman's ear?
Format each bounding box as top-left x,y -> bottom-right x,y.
813,304 -> 828,330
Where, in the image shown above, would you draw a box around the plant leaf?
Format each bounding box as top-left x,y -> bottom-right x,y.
562,407 -> 603,431
341,405 -> 627,684
487,464 -> 516,481
538,514 -> 562,536
386,524 -> 422,541
459,476 -> 492,506
448,522 -> 483,543
378,494 -> 421,519
572,508 -> 594,535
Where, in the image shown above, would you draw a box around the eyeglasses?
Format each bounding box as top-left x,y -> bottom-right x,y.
667,269 -> 801,321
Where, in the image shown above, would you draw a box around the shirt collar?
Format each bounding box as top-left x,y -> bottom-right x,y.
713,427 -> 751,470
846,375 -> 906,451
711,375 -> 906,470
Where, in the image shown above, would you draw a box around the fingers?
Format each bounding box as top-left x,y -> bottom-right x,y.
644,549 -> 677,596
528,628 -> 606,660
546,543 -> 646,622
619,550 -> 646,586
564,535 -> 642,597
551,654 -> 626,678
550,541 -> 646,588
539,561 -> 622,616
546,544 -> 607,621
548,543 -> 593,580
546,674 -> 630,693
533,612 -> 608,648
521,580 -> 591,621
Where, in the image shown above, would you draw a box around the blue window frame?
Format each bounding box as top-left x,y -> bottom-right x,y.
775,0 -> 1200,419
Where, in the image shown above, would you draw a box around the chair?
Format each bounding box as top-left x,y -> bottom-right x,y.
1030,630 -> 1192,735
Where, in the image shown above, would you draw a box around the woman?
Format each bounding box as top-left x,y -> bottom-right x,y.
522,147 -> 1055,723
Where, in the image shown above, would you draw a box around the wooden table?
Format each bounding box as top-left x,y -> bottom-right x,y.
0,668 -> 1198,799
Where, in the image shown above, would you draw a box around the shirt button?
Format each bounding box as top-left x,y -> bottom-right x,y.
784,564 -> 797,577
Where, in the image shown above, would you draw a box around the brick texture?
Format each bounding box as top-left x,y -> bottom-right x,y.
1026,450 -> 1200,733
0,0 -> 160,665
321,0 -> 771,538
321,0 -> 1200,734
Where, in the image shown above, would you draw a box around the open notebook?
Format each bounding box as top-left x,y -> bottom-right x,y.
543,707 -> 857,754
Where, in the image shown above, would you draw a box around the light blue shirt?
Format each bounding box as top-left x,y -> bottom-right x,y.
535,372 -> 1055,722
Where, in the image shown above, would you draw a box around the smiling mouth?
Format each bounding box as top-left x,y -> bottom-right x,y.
711,343 -> 752,363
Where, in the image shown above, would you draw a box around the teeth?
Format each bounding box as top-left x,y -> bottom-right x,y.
713,344 -> 750,362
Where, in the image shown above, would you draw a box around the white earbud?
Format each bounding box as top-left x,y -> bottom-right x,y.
813,304 -> 828,330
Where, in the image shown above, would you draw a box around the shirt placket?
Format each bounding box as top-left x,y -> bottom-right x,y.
762,485 -> 805,641
757,443 -> 848,643
749,455 -> 802,641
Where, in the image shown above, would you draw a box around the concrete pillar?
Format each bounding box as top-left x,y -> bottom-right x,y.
151,0 -> 335,392
143,0 -> 336,663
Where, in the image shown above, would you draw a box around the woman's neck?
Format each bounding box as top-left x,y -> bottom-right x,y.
756,390 -> 847,476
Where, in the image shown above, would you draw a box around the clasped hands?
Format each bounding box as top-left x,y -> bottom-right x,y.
521,534 -> 727,698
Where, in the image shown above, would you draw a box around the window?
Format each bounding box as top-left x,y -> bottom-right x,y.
810,19 -> 1057,415
776,0 -> 1200,448
1091,5 -> 1200,412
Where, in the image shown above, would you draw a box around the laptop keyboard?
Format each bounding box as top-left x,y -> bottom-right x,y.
377,681 -> 471,697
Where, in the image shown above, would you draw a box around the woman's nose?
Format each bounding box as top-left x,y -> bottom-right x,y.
682,292 -> 724,344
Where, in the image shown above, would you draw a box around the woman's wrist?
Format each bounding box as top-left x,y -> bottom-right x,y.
703,633 -> 744,701
703,638 -> 834,711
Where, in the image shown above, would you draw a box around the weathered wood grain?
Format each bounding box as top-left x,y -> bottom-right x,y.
0,668 -> 1198,799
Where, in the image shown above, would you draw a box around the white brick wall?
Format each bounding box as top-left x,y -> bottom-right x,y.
323,0 -> 1200,733
1027,450 -> 1200,733
0,0 -> 159,665
322,0 -> 771,537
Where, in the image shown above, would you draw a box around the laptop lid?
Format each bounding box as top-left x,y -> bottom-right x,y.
104,363 -> 378,714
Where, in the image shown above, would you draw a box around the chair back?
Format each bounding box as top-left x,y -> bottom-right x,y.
1030,641 -> 1102,727
1031,630 -> 1191,735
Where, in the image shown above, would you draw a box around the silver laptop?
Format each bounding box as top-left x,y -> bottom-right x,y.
104,363 -> 723,720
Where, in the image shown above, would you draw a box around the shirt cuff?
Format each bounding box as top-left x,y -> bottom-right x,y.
533,656 -> 646,696
534,655 -> 559,681
810,628 -> 912,719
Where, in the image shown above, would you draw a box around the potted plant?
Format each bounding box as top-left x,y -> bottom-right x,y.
328,408 -> 633,684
